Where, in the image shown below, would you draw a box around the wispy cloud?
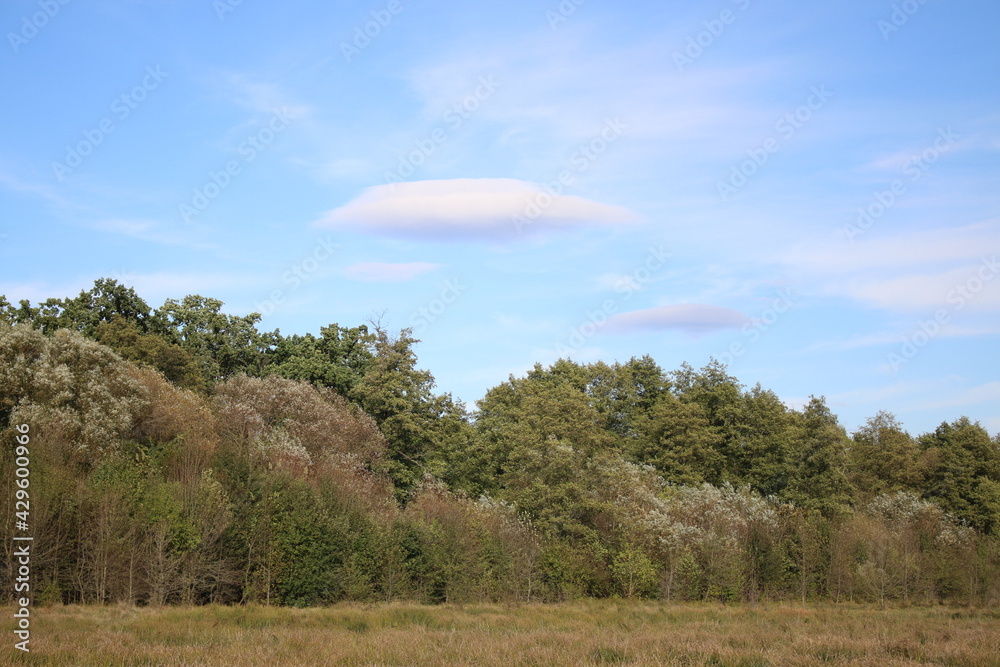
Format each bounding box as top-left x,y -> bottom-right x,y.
808,323 -> 1000,352
314,178 -> 638,241
606,304 -> 748,336
781,221 -> 1000,313
839,261 -> 1000,312
218,74 -> 312,119
0,168 -> 69,205
343,261 -> 440,282
788,221 -> 1000,274
912,381 -> 1000,413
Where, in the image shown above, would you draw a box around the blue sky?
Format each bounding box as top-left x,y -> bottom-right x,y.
2,0 -> 998,437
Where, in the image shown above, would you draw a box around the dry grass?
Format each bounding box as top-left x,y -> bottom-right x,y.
4,601 -> 1000,666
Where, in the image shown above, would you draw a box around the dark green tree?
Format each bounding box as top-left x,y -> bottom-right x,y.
94,315 -> 207,393
349,326 -> 471,498
849,411 -> 922,499
157,295 -> 273,381
919,417 -> 1000,535
632,392 -> 723,485
266,323 -> 375,396
735,384 -> 797,497
783,396 -> 856,516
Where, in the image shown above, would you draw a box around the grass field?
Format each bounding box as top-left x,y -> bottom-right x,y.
4,601 -> 1000,666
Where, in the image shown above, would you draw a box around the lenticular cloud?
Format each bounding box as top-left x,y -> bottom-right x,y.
314,178 -> 638,240
606,304 -> 749,336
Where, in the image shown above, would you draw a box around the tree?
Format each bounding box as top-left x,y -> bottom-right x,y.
849,411 -> 921,499
920,417 -> 1000,535
1,278 -> 158,335
349,326 -> 469,497
157,295 -> 273,382
783,396 -> 855,516
468,362 -> 618,498
579,356 -> 669,440
0,325 -> 148,464
735,384 -> 796,497
57,278 -> 160,336
670,360 -> 746,484
266,324 -> 375,396
94,316 -> 207,393
632,392 -> 723,485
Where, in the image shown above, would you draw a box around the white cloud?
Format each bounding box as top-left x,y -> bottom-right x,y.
606,304 -> 748,336
221,75 -> 312,119
0,168 -> 66,204
788,221 -> 1000,274
781,221 -> 1000,313
808,324 -> 1000,352
342,261 -> 439,283
839,261 -> 1000,312
912,381 -> 1000,412
314,178 -> 639,241
826,381 -> 931,410
94,218 -> 158,236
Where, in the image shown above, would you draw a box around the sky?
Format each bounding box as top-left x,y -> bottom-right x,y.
2,0 -> 998,437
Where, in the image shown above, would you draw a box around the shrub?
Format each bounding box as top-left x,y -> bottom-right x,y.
0,325 -> 147,464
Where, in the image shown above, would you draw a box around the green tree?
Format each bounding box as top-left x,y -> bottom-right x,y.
1,278 -> 159,335
671,360 -> 746,484
611,545 -> 658,598
632,392 -> 723,485
783,396 -> 855,516
349,326 -> 470,497
58,278 -> 161,335
736,384 -> 797,496
579,356 -> 669,440
94,315 -> 207,392
849,411 -> 921,499
468,363 -> 617,498
266,323 -> 375,396
920,417 -> 1000,535
157,295 -> 273,381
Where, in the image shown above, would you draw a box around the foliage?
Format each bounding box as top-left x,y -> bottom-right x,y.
2,281 -> 1000,608
0,325 -> 148,463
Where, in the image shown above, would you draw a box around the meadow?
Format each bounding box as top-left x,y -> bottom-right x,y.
5,601 -> 1000,666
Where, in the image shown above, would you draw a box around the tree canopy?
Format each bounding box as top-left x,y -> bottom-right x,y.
2,279 -> 999,607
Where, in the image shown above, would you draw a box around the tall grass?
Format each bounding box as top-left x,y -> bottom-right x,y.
6,601 -> 1000,666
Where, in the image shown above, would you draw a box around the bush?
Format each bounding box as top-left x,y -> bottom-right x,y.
212,374 -> 386,472
0,325 -> 147,465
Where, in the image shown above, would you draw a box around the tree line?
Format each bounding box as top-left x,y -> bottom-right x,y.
1,279 -> 998,606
